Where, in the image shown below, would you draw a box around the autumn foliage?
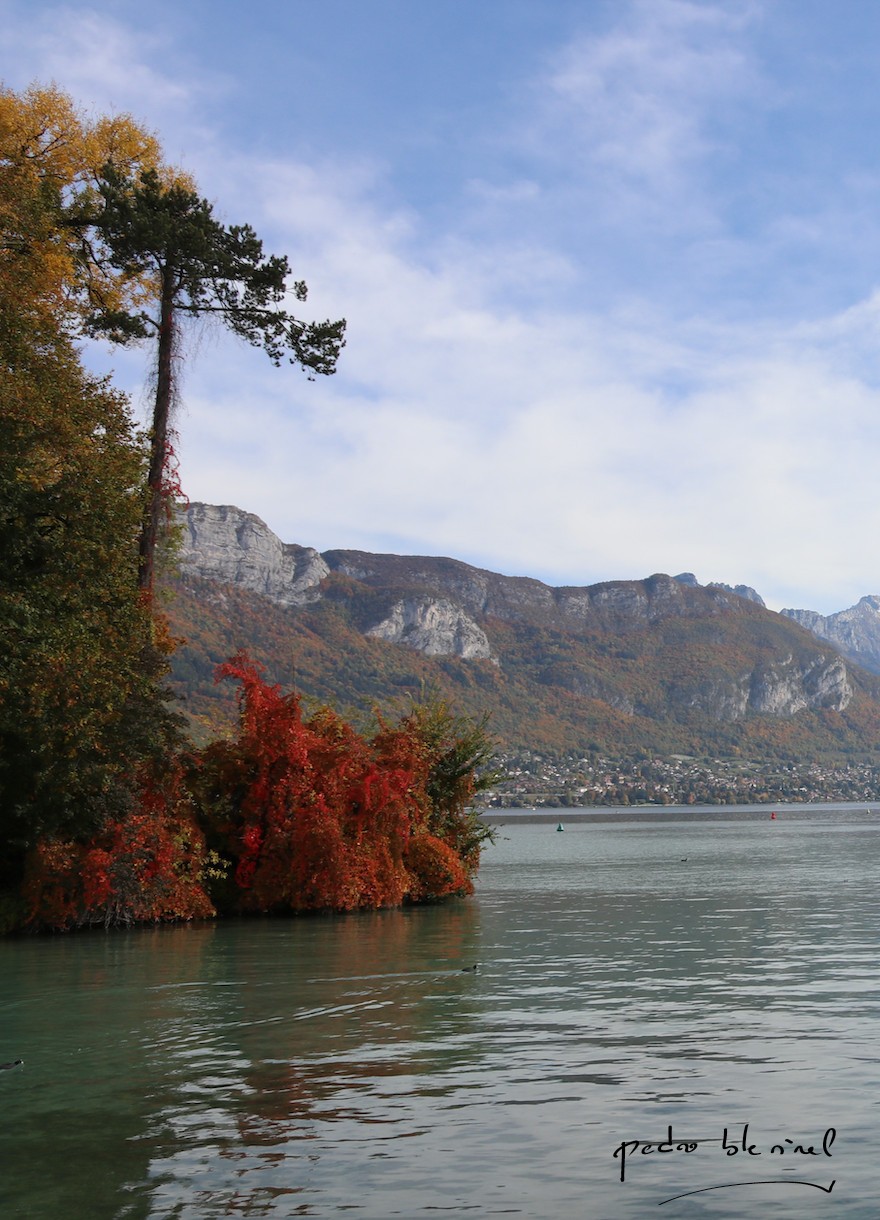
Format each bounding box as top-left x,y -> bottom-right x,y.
16,654 -> 496,930
20,768 -> 216,930
193,653 -> 493,914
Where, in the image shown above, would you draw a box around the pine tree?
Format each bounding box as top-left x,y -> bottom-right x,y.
81,165 -> 347,591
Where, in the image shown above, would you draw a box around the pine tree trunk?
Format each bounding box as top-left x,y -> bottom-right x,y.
137,269 -> 175,592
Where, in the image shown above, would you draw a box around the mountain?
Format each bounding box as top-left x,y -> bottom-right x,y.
674,573 -> 765,606
782,596 -> 880,676
164,503 -> 880,763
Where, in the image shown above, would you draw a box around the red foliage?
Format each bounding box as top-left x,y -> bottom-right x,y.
197,653 -> 421,911
19,651 -> 489,930
405,834 -> 473,901
195,652 -> 477,913
22,768 -> 215,930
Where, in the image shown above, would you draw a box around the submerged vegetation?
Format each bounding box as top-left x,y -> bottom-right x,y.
0,84 -> 496,932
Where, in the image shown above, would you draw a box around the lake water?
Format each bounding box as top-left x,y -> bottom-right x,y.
2,805 -> 879,1218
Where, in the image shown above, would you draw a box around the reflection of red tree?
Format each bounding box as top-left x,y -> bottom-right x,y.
227,903 -> 482,1136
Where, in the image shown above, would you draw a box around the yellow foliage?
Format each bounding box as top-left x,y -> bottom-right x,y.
0,81 -> 175,324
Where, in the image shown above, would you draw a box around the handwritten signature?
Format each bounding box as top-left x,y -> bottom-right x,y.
612,1124 -> 836,1204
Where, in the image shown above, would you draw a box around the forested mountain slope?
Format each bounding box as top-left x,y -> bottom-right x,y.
164,503 -> 880,762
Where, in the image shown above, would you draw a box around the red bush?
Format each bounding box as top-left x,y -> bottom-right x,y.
404,833 -> 473,901
22,771 -> 215,930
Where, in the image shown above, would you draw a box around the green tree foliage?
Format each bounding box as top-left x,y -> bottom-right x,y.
0,85 -> 182,887
374,696 -> 500,872
77,164 -> 347,590
0,268 -> 181,876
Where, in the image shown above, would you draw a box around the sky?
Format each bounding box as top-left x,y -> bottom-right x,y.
7,0 -> 880,613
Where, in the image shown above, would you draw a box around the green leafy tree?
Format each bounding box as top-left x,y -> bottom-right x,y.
0,84 -> 183,893
0,274 -> 181,878
79,165 -> 347,591
376,695 -> 500,872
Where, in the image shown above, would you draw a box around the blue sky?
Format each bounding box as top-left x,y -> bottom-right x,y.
8,0 -> 880,613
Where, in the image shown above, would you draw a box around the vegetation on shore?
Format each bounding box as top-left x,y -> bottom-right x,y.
0,84 -> 496,932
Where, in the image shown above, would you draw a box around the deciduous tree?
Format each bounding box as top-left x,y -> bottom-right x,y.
0,270 -> 181,876
190,655 -> 495,913
0,83 -> 161,328
0,86 -> 182,878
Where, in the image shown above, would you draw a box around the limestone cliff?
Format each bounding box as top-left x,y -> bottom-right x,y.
365,598 -> 496,662
674,572 -> 766,606
179,503 -> 328,607
666,654 -> 852,721
174,502 -> 856,721
782,596 -> 880,676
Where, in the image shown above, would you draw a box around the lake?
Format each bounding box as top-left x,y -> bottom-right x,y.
1,804 -> 878,1218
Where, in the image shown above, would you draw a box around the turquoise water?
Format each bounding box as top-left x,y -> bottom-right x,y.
1,806 -> 878,1218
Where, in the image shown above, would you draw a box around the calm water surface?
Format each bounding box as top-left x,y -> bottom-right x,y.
2,806 -> 879,1218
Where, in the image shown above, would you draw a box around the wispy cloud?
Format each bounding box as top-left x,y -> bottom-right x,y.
537,0 -> 761,195
176,138 -> 880,612
8,0 -> 880,614
0,4 -> 225,167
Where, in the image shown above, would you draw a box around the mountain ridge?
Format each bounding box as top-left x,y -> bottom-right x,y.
782,596 -> 880,676
165,503 -> 880,772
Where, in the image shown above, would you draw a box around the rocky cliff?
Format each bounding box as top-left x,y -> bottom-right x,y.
179,503 -> 329,607
365,597 -> 496,661
674,572 -> 766,606
782,595 -> 880,676
171,503 -> 860,733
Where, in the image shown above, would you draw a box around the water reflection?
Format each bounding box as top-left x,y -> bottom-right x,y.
1,811 -> 879,1216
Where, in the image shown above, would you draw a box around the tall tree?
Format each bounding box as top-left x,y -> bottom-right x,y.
81,165 -> 347,591
0,86 -> 177,879
0,258 -> 180,874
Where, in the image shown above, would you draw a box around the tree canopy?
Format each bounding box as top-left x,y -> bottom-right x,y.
0,83 -> 162,328
0,241 -> 180,875
0,83 -> 496,932
79,163 -> 347,590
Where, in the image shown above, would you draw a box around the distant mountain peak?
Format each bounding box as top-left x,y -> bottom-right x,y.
673,572 -> 765,607
782,595 -> 880,675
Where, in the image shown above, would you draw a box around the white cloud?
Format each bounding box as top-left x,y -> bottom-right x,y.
10,0 -> 880,615
173,140 -> 880,613
491,0 -> 771,275
539,1 -> 759,189
0,4 -> 225,169
16,10 -> 187,109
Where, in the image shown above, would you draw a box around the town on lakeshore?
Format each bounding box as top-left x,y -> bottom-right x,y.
490,752 -> 880,808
